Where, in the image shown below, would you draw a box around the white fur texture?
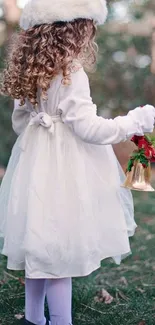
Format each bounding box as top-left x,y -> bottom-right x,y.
20,0 -> 108,30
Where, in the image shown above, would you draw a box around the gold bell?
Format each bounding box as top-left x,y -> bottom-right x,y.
122,161 -> 155,192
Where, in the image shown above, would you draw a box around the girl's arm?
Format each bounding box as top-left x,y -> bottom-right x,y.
12,99 -> 31,135
59,68 -> 155,145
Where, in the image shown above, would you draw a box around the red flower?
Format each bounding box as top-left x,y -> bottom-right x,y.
131,135 -> 144,146
131,134 -> 155,162
151,147 -> 155,157
144,148 -> 152,159
138,138 -> 148,149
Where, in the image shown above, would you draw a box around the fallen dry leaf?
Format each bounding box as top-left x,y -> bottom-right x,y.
15,314 -> 24,320
19,278 -> 25,286
138,321 -> 146,325
94,296 -> 100,303
133,255 -> 140,261
146,234 -> 154,241
117,290 -> 129,301
119,276 -> 128,286
143,217 -> 153,223
0,280 -> 6,285
101,289 -> 114,304
137,246 -> 146,252
136,287 -> 145,294
94,289 -> 114,304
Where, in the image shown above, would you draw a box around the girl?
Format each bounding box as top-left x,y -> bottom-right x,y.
0,1 -> 155,324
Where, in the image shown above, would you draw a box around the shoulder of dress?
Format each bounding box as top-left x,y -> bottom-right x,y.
59,60 -> 90,98
69,59 -> 83,73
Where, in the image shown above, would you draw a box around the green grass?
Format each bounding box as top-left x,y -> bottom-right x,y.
1,190 -> 155,325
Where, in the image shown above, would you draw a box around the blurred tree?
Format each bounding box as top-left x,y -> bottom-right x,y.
3,0 -> 21,24
0,0 -> 20,166
90,0 -> 155,118
0,0 -> 155,167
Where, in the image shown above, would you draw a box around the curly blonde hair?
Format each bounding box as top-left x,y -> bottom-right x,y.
1,19 -> 97,106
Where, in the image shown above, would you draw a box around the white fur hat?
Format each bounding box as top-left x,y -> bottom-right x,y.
20,0 -> 108,30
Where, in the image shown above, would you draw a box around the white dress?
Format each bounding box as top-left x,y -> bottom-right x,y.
0,65 -> 139,279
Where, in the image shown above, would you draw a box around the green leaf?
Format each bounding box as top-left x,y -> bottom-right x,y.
127,159 -> 134,172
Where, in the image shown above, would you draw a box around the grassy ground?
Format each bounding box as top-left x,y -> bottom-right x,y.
1,190 -> 155,325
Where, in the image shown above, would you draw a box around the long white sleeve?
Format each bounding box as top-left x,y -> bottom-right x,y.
12,100 -> 31,135
59,68 -> 146,145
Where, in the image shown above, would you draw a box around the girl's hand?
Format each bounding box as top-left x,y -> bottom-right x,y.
128,105 -> 155,134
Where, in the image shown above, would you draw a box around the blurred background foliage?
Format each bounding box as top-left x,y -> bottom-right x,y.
0,0 -> 155,167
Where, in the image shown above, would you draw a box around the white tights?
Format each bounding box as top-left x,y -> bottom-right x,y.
25,278 -> 72,325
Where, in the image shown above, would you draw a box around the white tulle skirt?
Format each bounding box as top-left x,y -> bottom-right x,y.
0,121 -> 136,278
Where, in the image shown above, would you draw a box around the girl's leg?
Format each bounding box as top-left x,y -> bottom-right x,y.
46,278 -> 72,325
25,278 -> 46,325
